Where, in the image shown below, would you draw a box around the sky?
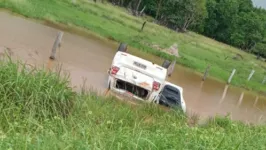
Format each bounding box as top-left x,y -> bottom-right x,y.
252,0 -> 266,9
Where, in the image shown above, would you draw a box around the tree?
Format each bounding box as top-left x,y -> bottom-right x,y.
108,0 -> 266,56
230,11 -> 264,50
201,0 -> 266,52
253,41 -> 266,58
162,0 -> 207,32
141,0 -> 164,19
203,0 -> 240,42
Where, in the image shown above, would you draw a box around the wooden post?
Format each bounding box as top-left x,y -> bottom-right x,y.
262,76 -> 266,84
247,70 -> 255,81
140,21 -> 146,32
202,65 -> 211,81
50,32 -> 64,60
227,69 -> 236,84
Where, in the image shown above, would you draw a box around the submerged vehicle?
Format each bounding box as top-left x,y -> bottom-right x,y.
107,44 -> 186,112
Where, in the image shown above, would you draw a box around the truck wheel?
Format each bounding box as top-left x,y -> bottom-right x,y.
117,43 -> 127,52
162,60 -> 171,69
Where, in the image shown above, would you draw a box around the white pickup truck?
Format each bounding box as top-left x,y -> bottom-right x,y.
107,45 -> 186,112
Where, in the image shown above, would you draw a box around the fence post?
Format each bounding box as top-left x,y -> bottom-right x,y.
50,31 -> 64,60
247,70 -> 255,81
202,65 -> 211,81
140,21 -> 146,32
227,69 -> 236,84
262,76 -> 266,84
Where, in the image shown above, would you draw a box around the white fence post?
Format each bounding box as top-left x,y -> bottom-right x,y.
262,76 -> 266,84
228,69 -> 236,84
247,70 -> 255,81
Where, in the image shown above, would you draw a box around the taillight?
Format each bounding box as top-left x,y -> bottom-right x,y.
153,81 -> 160,91
111,66 -> 120,75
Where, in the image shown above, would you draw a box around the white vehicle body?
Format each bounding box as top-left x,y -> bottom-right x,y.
107,51 -> 186,112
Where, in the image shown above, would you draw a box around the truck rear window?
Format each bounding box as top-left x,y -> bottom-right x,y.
116,79 -> 149,99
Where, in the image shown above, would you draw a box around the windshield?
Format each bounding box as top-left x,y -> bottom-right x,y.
159,85 -> 181,107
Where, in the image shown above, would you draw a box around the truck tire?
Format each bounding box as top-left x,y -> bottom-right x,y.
117,43 -> 127,52
162,60 -> 171,69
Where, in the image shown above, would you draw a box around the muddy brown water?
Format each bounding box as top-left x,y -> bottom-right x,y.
0,11 -> 265,124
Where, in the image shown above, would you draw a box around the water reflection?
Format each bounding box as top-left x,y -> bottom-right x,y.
253,96 -> 259,107
237,92 -> 244,107
219,84 -> 229,104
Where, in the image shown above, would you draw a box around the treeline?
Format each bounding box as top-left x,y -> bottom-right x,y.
108,0 -> 266,58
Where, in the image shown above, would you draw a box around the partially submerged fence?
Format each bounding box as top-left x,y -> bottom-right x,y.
201,64 -> 266,87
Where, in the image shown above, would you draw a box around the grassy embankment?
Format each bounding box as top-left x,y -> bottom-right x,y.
1,0 -> 266,93
0,57 -> 265,149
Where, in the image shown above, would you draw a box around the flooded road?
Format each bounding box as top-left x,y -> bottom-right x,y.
0,11 -> 265,124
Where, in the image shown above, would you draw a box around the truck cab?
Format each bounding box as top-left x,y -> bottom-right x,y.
153,82 -> 186,112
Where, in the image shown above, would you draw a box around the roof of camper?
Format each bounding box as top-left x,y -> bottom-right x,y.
113,51 -> 167,81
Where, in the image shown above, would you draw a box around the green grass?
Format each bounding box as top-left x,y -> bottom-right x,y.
1,0 -> 266,93
0,58 -> 265,149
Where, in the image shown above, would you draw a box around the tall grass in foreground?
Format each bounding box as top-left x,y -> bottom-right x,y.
0,58 -> 75,129
0,59 -> 265,149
